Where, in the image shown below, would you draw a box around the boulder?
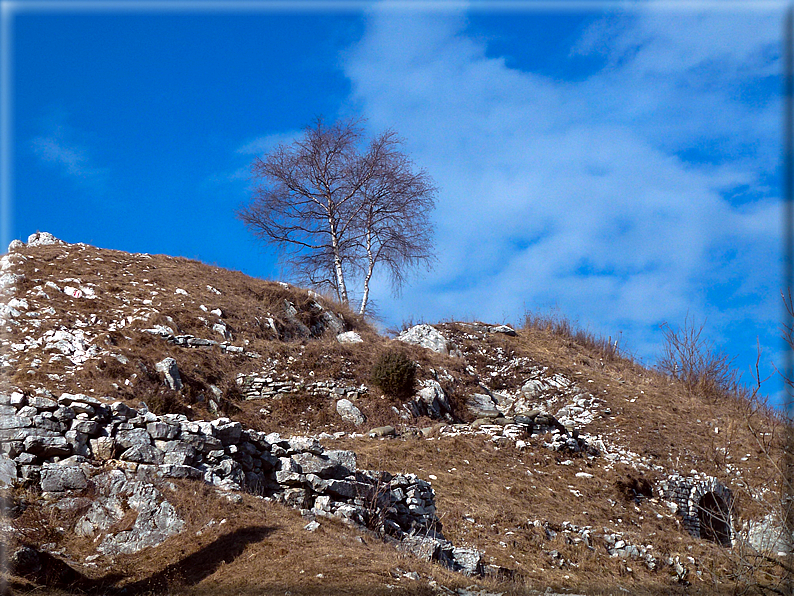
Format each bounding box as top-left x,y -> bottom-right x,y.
75,495 -> 125,536
98,498 -> 185,556
111,401 -> 138,420
488,324 -> 516,336
323,450 -> 357,476
146,421 -> 178,440
24,435 -> 71,457
71,419 -> 100,435
155,357 -> 183,391
213,420 -> 242,444
369,426 -> 396,438
40,465 -> 87,492
0,453 -> 17,486
120,444 -> 164,465
520,379 -> 546,397
287,436 -> 324,455
397,324 -> 450,354
90,436 -> 116,460
336,399 -> 365,426
28,396 -> 58,411
466,394 -> 500,418
213,322 -> 232,340
160,442 -> 196,466
452,547 -> 482,575
414,380 -> 452,419
336,331 -> 363,344
0,415 -> 33,429
115,428 -> 152,450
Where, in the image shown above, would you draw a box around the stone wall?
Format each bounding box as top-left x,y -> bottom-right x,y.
238,374 -> 367,402
0,390 -> 481,574
658,474 -> 734,546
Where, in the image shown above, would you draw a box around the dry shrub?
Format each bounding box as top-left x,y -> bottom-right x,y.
657,315 -> 740,400
370,349 -> 416,400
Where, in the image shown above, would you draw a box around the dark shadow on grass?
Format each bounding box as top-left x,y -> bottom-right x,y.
114,525 -> 274,594
3,526 -> 273,595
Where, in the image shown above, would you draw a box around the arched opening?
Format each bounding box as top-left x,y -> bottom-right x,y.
698,492 -> 731,546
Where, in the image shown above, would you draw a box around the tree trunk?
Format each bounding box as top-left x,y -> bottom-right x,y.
329,219 -> 348,305
359,229 -> 374,315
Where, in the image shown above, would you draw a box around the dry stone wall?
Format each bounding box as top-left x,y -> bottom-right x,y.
0,390 -> 482,574
658,474 -> 734,546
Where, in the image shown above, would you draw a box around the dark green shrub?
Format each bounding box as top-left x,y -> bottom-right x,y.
370,349 -> 417,400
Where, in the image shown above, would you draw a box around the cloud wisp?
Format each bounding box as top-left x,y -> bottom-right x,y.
31,125 -> 108,190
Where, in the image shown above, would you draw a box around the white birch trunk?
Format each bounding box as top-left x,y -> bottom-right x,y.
359,228 -> 374,315
329,219 -> 348,305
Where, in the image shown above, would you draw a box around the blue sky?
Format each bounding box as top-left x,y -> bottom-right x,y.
3,1 -> 787,404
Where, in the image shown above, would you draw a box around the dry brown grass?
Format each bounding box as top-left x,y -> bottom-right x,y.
2,241 -> 788,595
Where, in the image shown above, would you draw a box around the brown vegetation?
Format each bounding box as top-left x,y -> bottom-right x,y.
1,240 -> 789,595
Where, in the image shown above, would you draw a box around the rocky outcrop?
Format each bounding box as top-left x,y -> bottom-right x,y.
397,324 -> 451,355
404,380 -> 453,421
155,357 -> 183,391
744,514 -> 794,555
337,331 -> 363,344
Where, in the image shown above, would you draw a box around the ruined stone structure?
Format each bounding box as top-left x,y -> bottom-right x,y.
658,474 -> 734,546
0,390 -> 483,575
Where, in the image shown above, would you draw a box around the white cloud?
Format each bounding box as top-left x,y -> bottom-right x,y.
341,6 -> 782,370
31,126 -> 108,188
237,130 -> 302,156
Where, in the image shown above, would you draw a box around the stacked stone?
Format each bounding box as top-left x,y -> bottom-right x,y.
238,374 -> 298,400
658,473 -> 734,541
602,530 -> 658,570
0,392 -> 111,482
306,380 -> 367,401
238,374 -> 366,402
0,390 -> 480,574
141,329 -> 260,358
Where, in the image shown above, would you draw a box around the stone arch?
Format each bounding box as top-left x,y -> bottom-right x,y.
698,491 -> 732,546
659,474 -> 734,546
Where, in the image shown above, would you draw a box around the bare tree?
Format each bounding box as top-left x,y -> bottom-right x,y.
354,131 -> 436,315
237,117 -> 436,313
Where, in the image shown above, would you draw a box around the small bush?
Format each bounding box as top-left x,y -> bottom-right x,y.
370,349 -> 417,400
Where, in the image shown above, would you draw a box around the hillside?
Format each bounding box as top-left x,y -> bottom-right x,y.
0,232 -> 788,596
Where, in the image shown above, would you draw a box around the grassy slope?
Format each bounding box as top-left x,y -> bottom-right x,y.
0,241 -> 786,595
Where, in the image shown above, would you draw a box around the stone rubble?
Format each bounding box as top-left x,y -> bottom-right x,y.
529,518 -> 694,578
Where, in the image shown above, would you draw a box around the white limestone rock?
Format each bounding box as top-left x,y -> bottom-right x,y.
155,357 -> 183,391
336,331 -> 363,344
27,232 -> 65,247
397,324 -> 450,355
6,239 -> 24,252
336,399 -> 365,426
466,393 -> 500,418
0,453 -> 16,486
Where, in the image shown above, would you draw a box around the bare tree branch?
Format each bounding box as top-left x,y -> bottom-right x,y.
237,117 -> 437,312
